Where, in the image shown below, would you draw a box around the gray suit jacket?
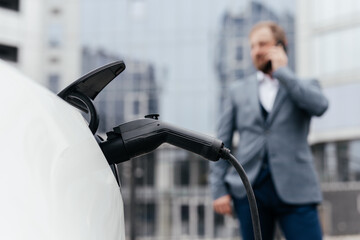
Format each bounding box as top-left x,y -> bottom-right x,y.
210,67 -> 329,204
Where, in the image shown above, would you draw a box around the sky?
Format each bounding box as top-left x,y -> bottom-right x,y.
81,0 -> 294,135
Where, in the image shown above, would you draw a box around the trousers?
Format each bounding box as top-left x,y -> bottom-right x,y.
232,157 -> 323,240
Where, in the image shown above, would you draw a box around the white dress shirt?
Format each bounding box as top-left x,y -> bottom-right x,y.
257,71 -> 279,112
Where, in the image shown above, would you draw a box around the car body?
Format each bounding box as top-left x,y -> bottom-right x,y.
0,60 -> 125,240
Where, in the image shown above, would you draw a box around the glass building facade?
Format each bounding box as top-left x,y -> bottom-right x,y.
298,0 -> 360,236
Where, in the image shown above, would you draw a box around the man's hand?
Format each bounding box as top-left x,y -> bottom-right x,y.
213,194 -> 233,215
266,45 -> 288,73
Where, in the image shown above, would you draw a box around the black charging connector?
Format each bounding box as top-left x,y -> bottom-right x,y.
100,117 -> 262,240
100,118 -> 224,164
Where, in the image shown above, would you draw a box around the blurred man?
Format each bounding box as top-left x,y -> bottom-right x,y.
210,21 -> 328,240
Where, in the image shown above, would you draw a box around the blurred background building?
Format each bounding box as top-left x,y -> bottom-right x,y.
0,0 -> 81,91
297,0 -> 360,236
2,0 -> 360,239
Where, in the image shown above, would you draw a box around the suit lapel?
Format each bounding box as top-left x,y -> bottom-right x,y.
266,84 -> 287,125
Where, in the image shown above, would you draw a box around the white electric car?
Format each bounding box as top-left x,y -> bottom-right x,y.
0,59 -> 125,240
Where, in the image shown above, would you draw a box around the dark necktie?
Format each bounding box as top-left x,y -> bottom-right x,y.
259,101 -> 268,120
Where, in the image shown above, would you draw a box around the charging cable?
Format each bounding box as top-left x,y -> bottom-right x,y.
100,117 -> 262,240
220,147 -> 262,240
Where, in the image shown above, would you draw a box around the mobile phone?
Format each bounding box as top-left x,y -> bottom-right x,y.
263,40 -> 287,74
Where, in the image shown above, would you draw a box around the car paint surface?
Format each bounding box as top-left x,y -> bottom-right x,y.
0,60 -> 125,240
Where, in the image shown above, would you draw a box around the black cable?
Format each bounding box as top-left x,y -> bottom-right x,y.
220,147 -> 262,240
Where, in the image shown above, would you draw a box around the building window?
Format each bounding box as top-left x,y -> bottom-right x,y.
180,205 -> 190,234
214,213 -> 225,237
51,8 -> 61,15
148,96 -> 158,114
124,93 -> 148,121
196,159 -> 209,186
49,56 -> 60,63
133,72 -> 142,90
0,43 -> 18,62
48,23 -> 63,48
136,202 -> 156,236
133,99 -> 140,115
235,69 -> 244,79
134,153 -> 155,186
0,0 -> 20,11
236,46 -> 243,61
197,205 -> 205,236
312,140 -> 360,182
114,99 -> 124,125
48,74 -> 60,93
174,160 -> 190,186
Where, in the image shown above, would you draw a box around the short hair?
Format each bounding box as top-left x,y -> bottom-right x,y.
249,21 -> 287,46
